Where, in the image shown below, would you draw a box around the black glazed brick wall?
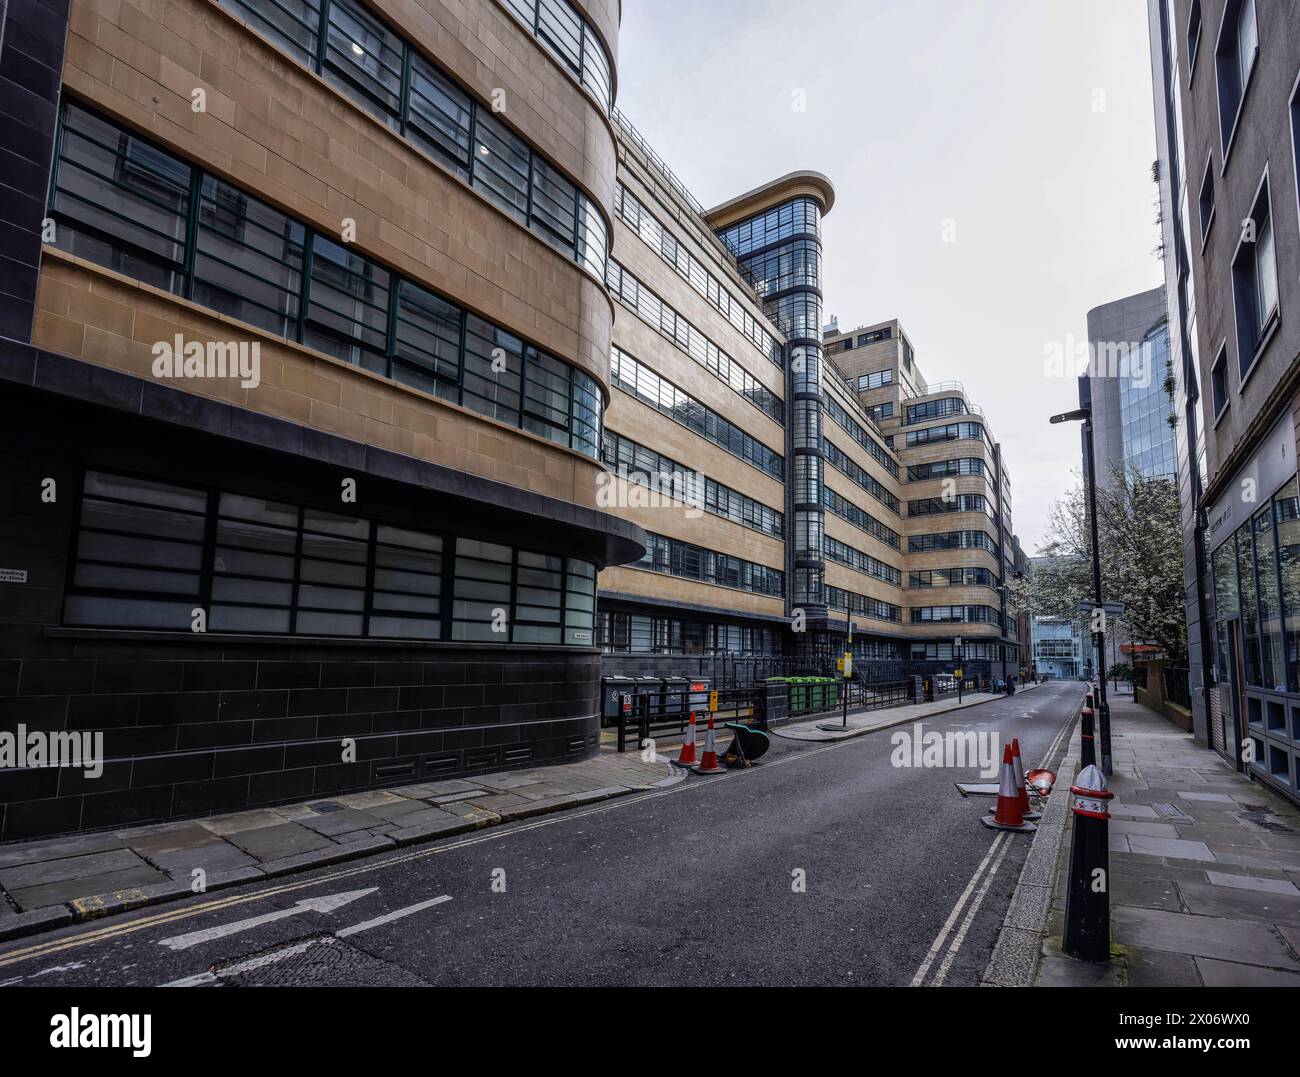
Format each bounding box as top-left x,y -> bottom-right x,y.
0,635 -> 602,840
0,389 -> 605,841
0,0 -> 69,343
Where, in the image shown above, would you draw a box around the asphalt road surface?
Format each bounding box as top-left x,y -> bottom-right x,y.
0,681 -> 1083,987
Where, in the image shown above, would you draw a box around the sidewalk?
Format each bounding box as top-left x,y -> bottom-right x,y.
1013,697 -> 1300,986
0,748 -> 680,942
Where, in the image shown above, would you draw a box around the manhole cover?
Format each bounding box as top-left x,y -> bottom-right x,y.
309,802 -> 346,813
209,934 -> 430,987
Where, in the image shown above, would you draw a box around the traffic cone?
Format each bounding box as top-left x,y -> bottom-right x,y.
981,744 -> 1036,832
672,712 -> 698,768
1010,737 -> 1041,820
692,715 -> 725,774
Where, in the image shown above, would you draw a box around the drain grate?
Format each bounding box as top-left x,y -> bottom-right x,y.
1152,802 -> 1195,824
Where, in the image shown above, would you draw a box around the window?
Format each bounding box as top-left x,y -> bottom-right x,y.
224,0 -> 321,65
472,108 -> 531,224
323,0 -> 403,125
1187,0 -> 1202,75
822,439 -> 900,513
821,488 -> 900,550
49,103 -> 192,295
63,472 -> 208,630
606,260 -> 783,424
905,397 -> 967,425
612,182 -> 781,368
1211,345 -> 1229,418
498,0 -> 615,115
856,368 -> 893,391
48,102 -> 605,459
633,534 -> 784,598
1294,75 -> 1300,245
216,0 -> 608,279
1214,0 -> 1258,157
194,177 -> 305,340
823,394 -> 898,477
407,54 -> 473,180
601,431 -> 784,539
857,328 -> 891,346
1198,155 -> 1215,244
1231,174 -> 1279,378
905,421 -> 986,447
67,471 -> 594,643
610,347 -> 783,479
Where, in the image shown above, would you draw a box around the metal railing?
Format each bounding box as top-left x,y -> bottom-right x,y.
1162,666 -> 1191,709
612,107 -> 709,218
615,686 -> 763,753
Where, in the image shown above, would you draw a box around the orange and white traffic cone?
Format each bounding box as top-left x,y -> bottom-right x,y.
981,743 -> 1037,832
1010,737 -> 1041,820
692,715 -> 725,775
672,712 -> 698,768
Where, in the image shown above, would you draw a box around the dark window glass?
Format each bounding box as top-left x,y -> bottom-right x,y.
407,55 -> 473,179
392,279 -> 462,393
220,0 -> 322,66
50,103 -> 191,294
530,157 -> 579,251
536,0 -> 582,73
194,176 -> 305,338
323,0 -> 404,126
472,110 -> 530,223
304,236 -> 392,374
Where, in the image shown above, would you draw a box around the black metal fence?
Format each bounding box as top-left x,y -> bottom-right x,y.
614,686 -> 764,753
610,677 -> 923,750
1162,666 -> 1191,709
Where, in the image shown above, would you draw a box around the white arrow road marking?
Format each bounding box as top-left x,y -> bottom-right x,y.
158,887 -> 378,951
336,895 -> 452,937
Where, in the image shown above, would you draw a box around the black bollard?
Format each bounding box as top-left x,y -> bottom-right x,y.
1063,764 -> 1113,962
1079,705 -> 1096,768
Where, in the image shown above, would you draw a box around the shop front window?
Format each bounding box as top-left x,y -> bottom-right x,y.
1274,478 -> 1300,692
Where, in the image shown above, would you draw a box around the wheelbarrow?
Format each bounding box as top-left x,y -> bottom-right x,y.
720,722 -> 770,768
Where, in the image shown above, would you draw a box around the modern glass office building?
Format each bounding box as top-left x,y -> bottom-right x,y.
1081,287 -> 1177,487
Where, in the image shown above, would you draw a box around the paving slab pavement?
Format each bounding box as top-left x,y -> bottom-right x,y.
0,746 -> 683,941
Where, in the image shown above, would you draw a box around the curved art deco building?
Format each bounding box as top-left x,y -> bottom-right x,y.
711,175 -> 836,627
0,0 -> 643,838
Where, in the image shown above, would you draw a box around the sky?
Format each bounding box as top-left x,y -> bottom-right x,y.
613,0 -> 1165,552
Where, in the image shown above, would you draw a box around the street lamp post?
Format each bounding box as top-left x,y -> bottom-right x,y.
1050,407 -> 1112,775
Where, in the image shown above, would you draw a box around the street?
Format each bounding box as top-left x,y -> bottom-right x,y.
0,683 -> 1082,987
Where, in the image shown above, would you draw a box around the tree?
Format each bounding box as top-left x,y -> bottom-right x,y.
1009,464 -> 1187,664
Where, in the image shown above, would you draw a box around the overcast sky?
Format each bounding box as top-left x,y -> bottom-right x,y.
614,0 -> 1164,551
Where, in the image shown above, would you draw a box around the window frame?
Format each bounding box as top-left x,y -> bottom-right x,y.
1230,167 -> 1280,389
1214,0 -> 1260,171
1210,341 -> 1230,424
64,467 -> 599,644
48,100 -> 605,461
